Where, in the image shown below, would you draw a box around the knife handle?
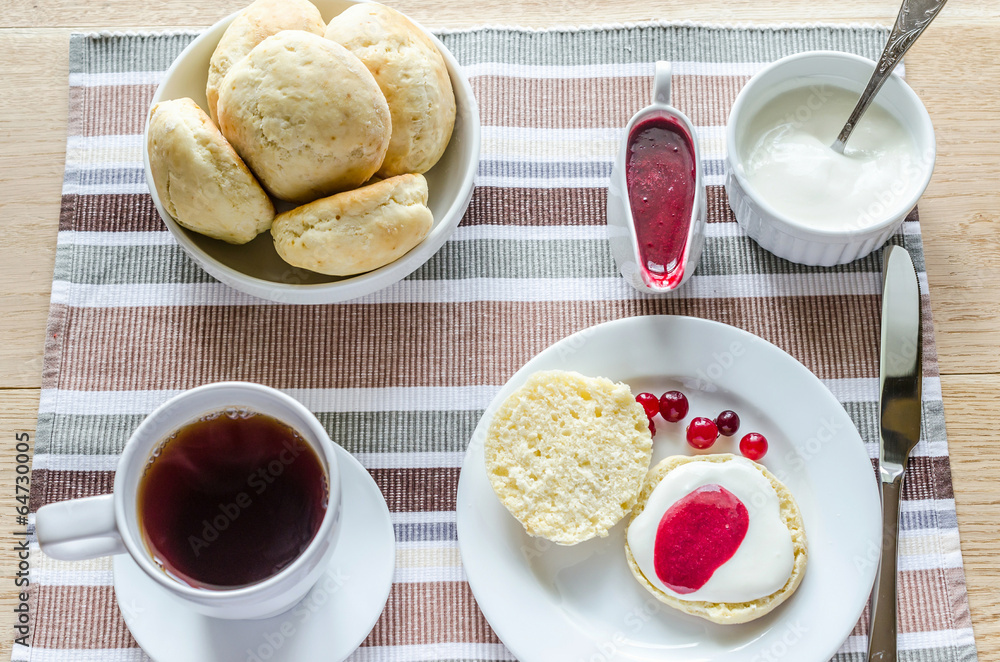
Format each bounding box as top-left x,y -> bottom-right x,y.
868,476 -> 903,662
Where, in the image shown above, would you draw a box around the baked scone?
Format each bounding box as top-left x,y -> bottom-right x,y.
325,3 -> 456,177
217,30 -> 391,203
146,98 -> 275,244
624,454 -> 808,624
205,0 -> 326,124
485,370 -> 653,545
271,173 -> 432,276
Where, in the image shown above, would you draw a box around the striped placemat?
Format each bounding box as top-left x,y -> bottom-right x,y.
19,23 -> 977,662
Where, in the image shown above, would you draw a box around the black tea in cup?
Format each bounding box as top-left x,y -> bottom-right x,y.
137,409 -> 328,589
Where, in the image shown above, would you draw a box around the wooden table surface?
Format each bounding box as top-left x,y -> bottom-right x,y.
1,1 -> 997,659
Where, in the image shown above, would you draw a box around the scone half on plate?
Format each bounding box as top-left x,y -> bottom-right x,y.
624,453 -> 808,624
484,370 -> 653,545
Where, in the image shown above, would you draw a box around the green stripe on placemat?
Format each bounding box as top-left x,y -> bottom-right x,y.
52,233 -> 928,284
69,32 -> 197,74
68,25 -> 893,74
34,400 -> 947,459
440,24 -> 891,65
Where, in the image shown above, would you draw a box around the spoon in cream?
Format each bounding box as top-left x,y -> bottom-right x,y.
830,0 -> 947,154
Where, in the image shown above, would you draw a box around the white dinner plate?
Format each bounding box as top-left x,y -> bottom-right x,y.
457,315 -> 881,661
114,443 -> 395,662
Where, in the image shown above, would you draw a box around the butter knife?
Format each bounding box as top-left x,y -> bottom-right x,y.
868,244 -> 923,662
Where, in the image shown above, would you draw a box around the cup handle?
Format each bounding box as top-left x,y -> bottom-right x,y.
653,61 -> 672,106
36,494 -> 127,561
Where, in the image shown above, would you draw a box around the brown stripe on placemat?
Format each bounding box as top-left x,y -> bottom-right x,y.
30,467 -> 458,512
842,566 -> 977,637
471,74 -> 747,128
903,455 -> 954,501
363,582 -> 502,647
78,84 -> 158,137
32,585 -> 139,649
461,187 -> 608,227
60,194 -> 162,232
899,567 -> 972,634
48,298 -> 884,391
839,567 -> 968,636
61,186 -> 737,234
28,573 -> 964,649
461,186 -> 737,227
30,469 -> 114,511
369,468 -> 459,512
708,185 -> 739,223
58,186 -> 740,234
943,565 -> 976,639
68,75 -> 743,139
850,605 -> 869,636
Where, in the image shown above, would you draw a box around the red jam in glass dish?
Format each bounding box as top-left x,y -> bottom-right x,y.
625,115 -> 698,289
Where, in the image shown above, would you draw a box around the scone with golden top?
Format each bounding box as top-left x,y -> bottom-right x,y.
205,0 -> 326,124
271,173 -> 432,276
485,370 -> 653,545
217,30 -> 391,203
624,454 -> 808,624
325,2 -> 456,177
146,98 -> 274,244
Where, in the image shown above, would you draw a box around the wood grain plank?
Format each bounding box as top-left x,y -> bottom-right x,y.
0,389 -> 39,662
905,28 -> 1000,379
941,374 -> 1000,656
0,31 -> 66,387
0,0 -> 996,30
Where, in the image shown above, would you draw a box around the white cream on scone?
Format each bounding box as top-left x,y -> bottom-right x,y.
626,458 -> 794,603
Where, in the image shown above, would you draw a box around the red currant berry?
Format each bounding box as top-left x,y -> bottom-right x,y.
647,416 -> 656,436
740,432 -> 768,460
715,410 -> 740,437
659,390 -> 689,423
635,392 -> 660,420
686,417 -> 718,449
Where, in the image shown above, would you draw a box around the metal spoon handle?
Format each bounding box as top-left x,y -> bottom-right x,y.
831,0 -> 948,153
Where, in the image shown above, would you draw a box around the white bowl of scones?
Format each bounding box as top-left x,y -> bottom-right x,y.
144,0 -> 480,304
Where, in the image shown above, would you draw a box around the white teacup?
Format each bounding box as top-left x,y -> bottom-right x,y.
607,61 -> 707,294
35,382 -> 343,620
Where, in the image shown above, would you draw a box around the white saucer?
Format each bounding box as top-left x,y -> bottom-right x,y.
114,443 -> 395,662
457,315 -> 881,662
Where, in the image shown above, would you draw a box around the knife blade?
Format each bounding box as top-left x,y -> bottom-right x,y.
868,244 -> 923,662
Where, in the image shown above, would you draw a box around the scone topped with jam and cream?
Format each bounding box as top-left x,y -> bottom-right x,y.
485,370 -> 653,545
625,454 -> 807,624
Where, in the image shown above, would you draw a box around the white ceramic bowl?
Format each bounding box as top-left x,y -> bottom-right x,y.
725,51 -> 935,266
143,0 -> 480,303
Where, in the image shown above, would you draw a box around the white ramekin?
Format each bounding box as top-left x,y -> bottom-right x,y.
725,51 -> 935,266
